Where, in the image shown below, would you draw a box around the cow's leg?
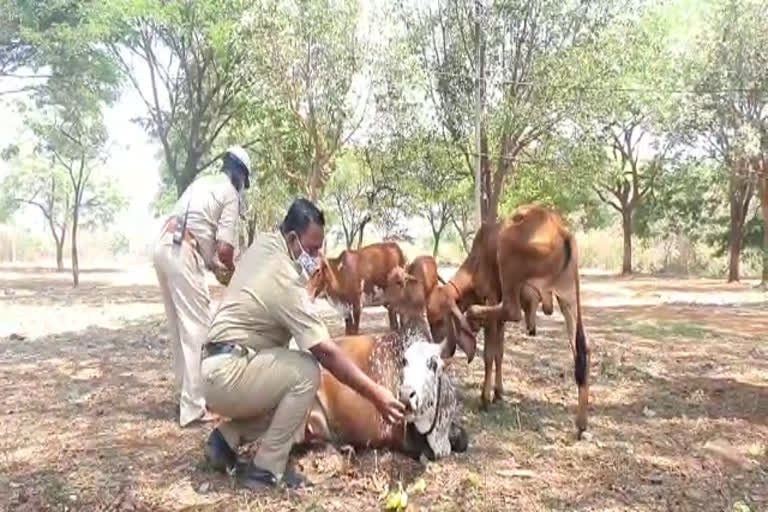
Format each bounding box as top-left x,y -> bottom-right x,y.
556,291 -> 590,436
467,302 -> 505,322
524,305 -> 536,337
386,305 -> 399,331
352,301 -> 362,335
521,286 -> 538,336
480,320 -> 499,409
541,289 -> 554,316
344,315 -> 355,335
493,319 -> 505,402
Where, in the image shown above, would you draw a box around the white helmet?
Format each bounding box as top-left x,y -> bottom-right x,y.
224,145 -> 252,189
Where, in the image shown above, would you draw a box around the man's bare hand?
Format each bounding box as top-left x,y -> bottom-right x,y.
373,386 -> 406,425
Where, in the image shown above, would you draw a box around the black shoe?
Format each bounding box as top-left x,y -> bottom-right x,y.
205,428 -> 237,473
235,463 -> 278,490
282,467 -> 313,489
236,463 -> 312,490
449,422 -> 469,453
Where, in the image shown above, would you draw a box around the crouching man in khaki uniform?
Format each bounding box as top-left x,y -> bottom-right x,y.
153,145 -> 251,427
201,198 -> 406,490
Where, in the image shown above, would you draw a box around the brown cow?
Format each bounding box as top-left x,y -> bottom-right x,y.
308,242 -> 407,335
384,256 -> 445,336
386,255 -> 543,338
426,204 -> 590,436
302,328 -> 472,461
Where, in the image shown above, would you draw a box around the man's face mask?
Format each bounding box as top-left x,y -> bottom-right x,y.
293,234 -> 319,276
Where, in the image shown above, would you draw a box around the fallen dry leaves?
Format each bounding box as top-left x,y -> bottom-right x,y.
1,266 -> 767,511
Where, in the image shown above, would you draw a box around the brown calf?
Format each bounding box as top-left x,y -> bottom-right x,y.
426,204 -> 591,436
308,242 -> 407,335
384,255 -> 445,336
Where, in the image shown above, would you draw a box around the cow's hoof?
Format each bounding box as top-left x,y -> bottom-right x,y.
576,418 -> 588,439
492,391 -> 503,403
449,423 -> 469,453
479,397 -> 490,411
527,327 -> 536,337
338,444 -> 356,459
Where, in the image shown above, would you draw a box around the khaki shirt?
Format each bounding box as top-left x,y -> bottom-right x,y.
207,232 -> 330,352
167,173 -> 240,267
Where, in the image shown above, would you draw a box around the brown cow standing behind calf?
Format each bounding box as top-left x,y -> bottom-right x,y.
422,204 -> 591,437
308,242 -> 407,335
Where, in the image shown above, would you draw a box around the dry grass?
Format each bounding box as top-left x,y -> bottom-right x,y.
1,265 -> 767,511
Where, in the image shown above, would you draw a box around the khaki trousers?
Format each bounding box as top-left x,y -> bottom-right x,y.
201,347 -> 320,478
153,235 -> 211,426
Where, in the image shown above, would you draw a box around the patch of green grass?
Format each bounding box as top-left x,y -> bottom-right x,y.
609,317 -> 714,340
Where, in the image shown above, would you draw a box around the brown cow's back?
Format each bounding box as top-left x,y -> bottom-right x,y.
497,205 -> 569,281
358,242 -> 407,289
315,334 -> 405,448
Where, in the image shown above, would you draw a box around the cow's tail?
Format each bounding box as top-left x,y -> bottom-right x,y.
563,233 -> 573,273
568,236 -> 588,389
437,275 -> 447,285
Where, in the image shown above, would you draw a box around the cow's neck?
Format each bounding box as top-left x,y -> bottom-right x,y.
448,266 -> 474,300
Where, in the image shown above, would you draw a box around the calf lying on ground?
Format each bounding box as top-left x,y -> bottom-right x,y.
308,242 -> 407,334
303,330 -> 470,461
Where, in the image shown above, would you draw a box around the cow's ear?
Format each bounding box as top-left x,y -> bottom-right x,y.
338,250 -> 352,272
448,302 -> 477,364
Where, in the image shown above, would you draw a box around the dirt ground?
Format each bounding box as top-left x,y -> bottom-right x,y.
1,264 -> 767,512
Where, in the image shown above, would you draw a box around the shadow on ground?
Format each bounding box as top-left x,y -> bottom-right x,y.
1,273 -> 767,511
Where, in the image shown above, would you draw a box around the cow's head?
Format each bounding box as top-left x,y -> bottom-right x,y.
307,255 -> 354,316
307,256 -> 331,299
385,267 -> 424,314
398,340 -> 461,459
426,285 -> 477,363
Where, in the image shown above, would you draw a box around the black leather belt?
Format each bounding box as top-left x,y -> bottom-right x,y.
202,342 -> 248,359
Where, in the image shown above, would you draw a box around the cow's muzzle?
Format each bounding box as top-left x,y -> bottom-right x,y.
399,385 -> 418,412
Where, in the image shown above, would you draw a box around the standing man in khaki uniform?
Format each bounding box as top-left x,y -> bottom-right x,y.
200,198 -> 405,490
153,145 -> 251,427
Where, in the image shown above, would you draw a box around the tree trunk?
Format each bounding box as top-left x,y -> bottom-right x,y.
71,205 -> 80,287
451,216 -> 472,255
621,210 -> 633,275
481,130 -> 494,221
176,159 -> 199,198
45,213 -> 66,272
474,0 -> 492,224
432,233 -> 441,258
356,216 -> 370,249
758,173 -> 768,285
727,226 -> 742,283
727,167 -> 754,283
55,240 -> 65,271
762,225 -> 768,286
247,210 -> 257,247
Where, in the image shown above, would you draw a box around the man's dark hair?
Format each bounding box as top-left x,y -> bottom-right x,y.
280,198 -> 325,235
